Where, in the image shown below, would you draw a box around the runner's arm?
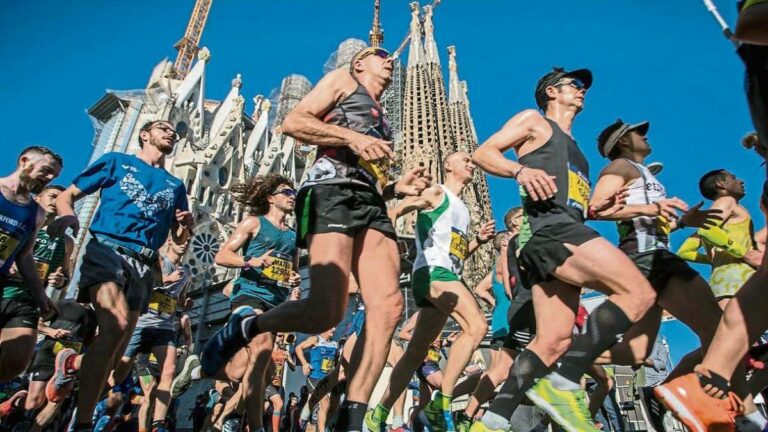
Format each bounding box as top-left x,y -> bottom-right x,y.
17,209 -> 54,318
295,336 -> 317,368
695,197 -> 748,257
283,69 -> 393,165
397,311 -> 420,341
468,220 -> 495,256
215,216 -> 260,268
590,161 -> 655,220
285,351 -> 297,371
472,110 -> 547,177
676,235 -> 710,264
474,272 -> 495,307
61,235 -> 74,283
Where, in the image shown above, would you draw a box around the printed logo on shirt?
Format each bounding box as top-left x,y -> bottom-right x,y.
121,165 -> 139,173
119,173 -> 175,218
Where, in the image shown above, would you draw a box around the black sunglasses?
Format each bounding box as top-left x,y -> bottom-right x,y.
555,78 -> 587,91
273,188 -> 297,197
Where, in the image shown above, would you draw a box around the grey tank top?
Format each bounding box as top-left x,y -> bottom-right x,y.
518,119 -> 591,246
302,77 -> 393,194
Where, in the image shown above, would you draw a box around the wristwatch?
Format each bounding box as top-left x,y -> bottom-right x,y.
242,255 -> 253,271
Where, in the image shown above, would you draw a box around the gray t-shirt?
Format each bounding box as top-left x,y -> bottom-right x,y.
643,338 -> 670,387
135,256 -> 191,331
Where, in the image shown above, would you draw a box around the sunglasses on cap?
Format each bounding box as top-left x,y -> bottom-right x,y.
554,78 -> 587,91
272,188 -> 297,197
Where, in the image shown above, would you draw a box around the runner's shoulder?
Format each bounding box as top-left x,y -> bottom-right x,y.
318,69 -> 358,97
598,158 -> 638,179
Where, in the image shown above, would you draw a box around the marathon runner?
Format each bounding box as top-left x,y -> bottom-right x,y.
0,146 -> 61,381
296,328 -> 338,432
677,169 -> 760,309
200,46 -> 430,432
366,151 -> 495,432
469,67 -> 656,432
589,119 -> 766,430
47,119 -> 194,431
266,332 -> 296,432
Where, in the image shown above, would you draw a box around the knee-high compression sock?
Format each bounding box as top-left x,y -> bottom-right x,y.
483,349 -> 548,427
335,400 -> 368,431
556,300 -> 632,385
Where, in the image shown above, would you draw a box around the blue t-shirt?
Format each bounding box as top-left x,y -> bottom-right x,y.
73,152 -> 188,251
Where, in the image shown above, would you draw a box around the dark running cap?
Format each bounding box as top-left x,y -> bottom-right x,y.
534,67 -> 593,110
597,119 -> 650,158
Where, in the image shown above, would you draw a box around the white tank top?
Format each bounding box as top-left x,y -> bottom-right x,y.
617,160 -> 671,253
413,185 -> 471,275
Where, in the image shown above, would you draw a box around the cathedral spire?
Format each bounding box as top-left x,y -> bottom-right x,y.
406,2 -> 425,66
423,5 -> 440,65
448,46 -> 461,103
369,0 -> 384,48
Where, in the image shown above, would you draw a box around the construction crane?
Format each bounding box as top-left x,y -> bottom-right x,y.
369,0 -> 384,47
172,0 -> 213,80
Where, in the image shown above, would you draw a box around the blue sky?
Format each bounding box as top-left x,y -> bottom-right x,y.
1,1 -> 758,360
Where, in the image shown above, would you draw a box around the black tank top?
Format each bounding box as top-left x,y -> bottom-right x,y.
302,78 -> 393,194
519,119 -> 591,235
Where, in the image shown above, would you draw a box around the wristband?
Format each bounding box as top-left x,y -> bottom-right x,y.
513,166 -> 525,180
475,234 -> 489,244
242,255 -> 253,271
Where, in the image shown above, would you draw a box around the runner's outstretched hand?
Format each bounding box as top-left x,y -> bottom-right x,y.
680,202 -> 723,229
395,166 -> 432,197
589,187 -> 629,219
516,167 -> 557,201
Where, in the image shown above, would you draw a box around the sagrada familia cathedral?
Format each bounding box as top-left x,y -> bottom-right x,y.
64,0 -> 494,331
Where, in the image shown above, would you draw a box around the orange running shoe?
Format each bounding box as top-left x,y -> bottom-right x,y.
654,373 -> 738,432
46,348 -> 77,402
0,390 -> 27,418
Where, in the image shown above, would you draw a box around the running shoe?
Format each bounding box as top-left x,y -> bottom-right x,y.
525,376 -> 599,432
418,398 -> 451,432
222,417 -> 242,432
467,421 -> 504,432
46,348 -> 77,402
654,373 -> 738,432
454,412 -> 471,432
171,353 -> 201,398
200,306 -> 256,377
364,409 -> 388,432
0,390 -> 27,418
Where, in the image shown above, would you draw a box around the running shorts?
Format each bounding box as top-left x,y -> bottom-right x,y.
230,294 -> 271,313
518,222 -> 600,287
295,184 -> 395,249
123,327 -> 176,358
411,266 -> 462,308
0,297 -> 38,329
628,250 -> 699,292
416,361 -> 441,382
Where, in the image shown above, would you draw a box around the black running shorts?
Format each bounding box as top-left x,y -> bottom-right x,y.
518,222 -> 600,287
627,249 -> 699,292
503,298 -> 536,352
0,297 -> 39,329
295,184 -> 396,249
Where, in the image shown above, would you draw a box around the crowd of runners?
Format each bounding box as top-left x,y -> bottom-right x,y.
1,2 -> 767,432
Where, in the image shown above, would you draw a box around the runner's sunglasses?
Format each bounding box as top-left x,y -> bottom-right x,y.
358,47 -> 391,60
272,188 -> 297,197
554,78 -> 587,91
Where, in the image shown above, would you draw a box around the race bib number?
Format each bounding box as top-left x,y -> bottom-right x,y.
567,164 -> 591,216
273,362 -> 285,386
149,353 -> 158,364
262,252 -> 293,288
427,346 -> 440,363
449,228 -> 468,262
36,262 -> 50,283
53,339 -> 83,355
0,228 -> 22,268
148,291 -> 178,318
321,358 -> 336,373
358,159 -> 390,193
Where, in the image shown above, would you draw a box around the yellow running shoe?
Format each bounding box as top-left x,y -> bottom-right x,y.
468,420 -> 505,432
364,409 -> 387,432
525,376 -> 599,432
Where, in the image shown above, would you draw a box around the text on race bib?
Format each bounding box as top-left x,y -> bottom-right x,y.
53,339 -> 83,355
449,228 -> 468,262
148,291 -> 178,318
0,228 -> 22,268
567,164 -> 591,216
320,358 -> 336,373
427,345 -> 441,362
262,252 -> 293,287
36,262 -> 50,283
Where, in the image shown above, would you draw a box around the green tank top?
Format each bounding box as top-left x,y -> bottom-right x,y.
2,229 -> 67,300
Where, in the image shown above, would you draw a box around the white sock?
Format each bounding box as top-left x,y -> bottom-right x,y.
480,411 -> 510,430
737,410 -> 768,430
391,415 -> 404,428
191,365 -> 201,380
548,372 -> 581,391
300,403 -> 311,421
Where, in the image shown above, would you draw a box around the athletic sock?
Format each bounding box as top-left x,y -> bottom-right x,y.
548,371 -> 581,391
190,365 -> 202,380
242,315 -> 260,339
336,400 -> 368,431
556,300 -> 632,384
435,391 -> 452,411
741,410 -> 768,428
372,404 -> 390,422
487,349 -> 548,421
480,411 -> 512,431
391,415 -> 405,428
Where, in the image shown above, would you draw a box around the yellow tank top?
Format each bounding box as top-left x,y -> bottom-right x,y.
708,217 -> 754,268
